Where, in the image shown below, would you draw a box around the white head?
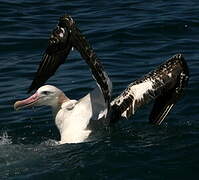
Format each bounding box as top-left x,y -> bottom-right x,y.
14,85 -> 69,110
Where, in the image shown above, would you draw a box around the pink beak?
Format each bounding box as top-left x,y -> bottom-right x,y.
14,92 -> 39,110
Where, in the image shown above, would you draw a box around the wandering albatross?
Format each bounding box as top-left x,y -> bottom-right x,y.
14,15 -> 189,144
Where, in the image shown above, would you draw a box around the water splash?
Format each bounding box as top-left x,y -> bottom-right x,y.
42,139 -> 60,146
0,132 -> 12,145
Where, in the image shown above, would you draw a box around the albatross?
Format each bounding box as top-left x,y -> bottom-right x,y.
14,15 -> 189,144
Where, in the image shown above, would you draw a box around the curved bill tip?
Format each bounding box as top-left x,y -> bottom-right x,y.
14,101 -> 22,111
14,93 -> 39,111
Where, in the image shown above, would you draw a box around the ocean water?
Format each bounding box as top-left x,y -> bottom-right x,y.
0,0 -> 199,179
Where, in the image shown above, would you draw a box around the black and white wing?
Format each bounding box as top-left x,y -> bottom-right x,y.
69,16 -> 112,110
28,16 -> 73,93
28,15 -> 112,114
110,54 -> 189,125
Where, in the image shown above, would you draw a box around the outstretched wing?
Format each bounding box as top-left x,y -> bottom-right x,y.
110,54 -> 189,124
28,15 -> 112,116
69,19 -> 112,111
28,16 -> 73,93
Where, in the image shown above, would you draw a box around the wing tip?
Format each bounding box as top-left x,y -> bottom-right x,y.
28,74 -> 48,93
27,80 -> 40,93
149,105 -> 173,125
59,14 -> 75,28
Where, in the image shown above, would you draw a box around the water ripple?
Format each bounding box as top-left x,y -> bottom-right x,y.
0,0 -> 199,179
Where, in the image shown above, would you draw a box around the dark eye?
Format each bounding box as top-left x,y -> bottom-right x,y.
42,91 -> 50,95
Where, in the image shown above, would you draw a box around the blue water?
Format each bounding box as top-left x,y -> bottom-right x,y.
0,0 -> 199,179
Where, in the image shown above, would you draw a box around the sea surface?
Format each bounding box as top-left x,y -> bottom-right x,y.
0,0 -> 199,179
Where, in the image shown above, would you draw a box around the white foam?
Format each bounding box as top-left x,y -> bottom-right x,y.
0,132 -> 12,145
42,139 -> 60,146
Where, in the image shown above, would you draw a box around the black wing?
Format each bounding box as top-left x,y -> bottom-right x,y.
28,16 -> 73,93
28,15 -> 112,114
109,54 -> 189,124
69,18 -> 112,110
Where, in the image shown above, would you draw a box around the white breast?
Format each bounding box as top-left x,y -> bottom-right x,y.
55,86 -> 107,144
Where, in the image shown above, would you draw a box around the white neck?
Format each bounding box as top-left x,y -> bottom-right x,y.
50,92 -> 69,116
49,86 -> 107,144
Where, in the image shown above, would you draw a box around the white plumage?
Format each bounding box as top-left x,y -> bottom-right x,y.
14,85 -> 108,144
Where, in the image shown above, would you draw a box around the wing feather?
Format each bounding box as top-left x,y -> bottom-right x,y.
28,17 -> 73,93
110,54 -> 189,124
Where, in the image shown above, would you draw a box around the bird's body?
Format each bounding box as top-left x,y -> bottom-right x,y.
15,85 -> 108,144
55,98 -> 92,144
55,86 -> 108,143
14,15 -> 189,144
